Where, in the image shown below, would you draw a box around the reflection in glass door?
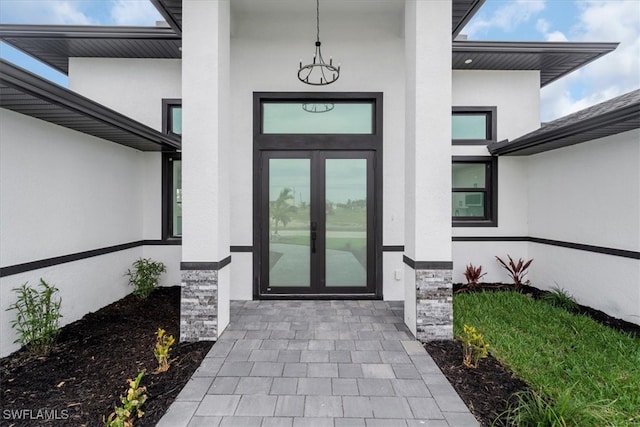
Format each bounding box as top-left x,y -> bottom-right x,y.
268,158 -> 311,287
325,159 -> 367,287
261,151 -> 374,295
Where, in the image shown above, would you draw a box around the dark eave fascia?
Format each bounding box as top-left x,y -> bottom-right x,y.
453,41 -> 618,87
0,59 -> 180,151
150,0 -> 182,36
452,0 -> 486,38
488,104 -> 640,156
0,24 -> 180,39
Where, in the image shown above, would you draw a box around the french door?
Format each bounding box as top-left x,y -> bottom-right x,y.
258,150 -> 375,296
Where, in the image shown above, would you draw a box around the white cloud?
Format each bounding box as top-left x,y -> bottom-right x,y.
536,18 -> 568,41
541,0 -> 640,120
110,0 -> 162,26
465,0 -> 546,37
0,0 -> 94,25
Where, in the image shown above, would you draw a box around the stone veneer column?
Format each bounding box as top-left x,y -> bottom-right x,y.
181,268 -> 219,341
404,0 -> 453,341
416,268 -> 453,341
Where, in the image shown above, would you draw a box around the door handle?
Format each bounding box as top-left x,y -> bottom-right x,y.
311,221 -> 317,253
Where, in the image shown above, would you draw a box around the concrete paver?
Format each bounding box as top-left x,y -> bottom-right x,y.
159,300 -> 478,426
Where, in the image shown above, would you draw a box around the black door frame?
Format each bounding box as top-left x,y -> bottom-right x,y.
253,92 -> 383,299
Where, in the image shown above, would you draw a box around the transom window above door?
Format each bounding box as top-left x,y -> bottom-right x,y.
261,101 -> 374,134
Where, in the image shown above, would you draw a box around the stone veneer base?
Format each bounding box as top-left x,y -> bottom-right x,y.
415,269 -> 453,341
181,269 -> 218,342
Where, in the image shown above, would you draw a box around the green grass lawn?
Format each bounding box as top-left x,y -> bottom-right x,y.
454,291 -> 640,426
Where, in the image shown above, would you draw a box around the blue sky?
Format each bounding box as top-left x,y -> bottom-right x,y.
1,0 -> 638,121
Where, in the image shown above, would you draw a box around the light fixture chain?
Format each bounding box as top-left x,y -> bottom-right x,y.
316,0 -> 320,42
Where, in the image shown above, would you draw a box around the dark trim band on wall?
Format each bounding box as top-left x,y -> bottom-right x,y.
403,256 -> 453,270
453,236 -> 640,260
180,256 -> 232,271
230,246 -> 253,253
383,245 -> 405,252
0,239 -> 181,278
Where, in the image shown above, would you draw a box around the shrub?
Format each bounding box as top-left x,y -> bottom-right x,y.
7,279 -> 62,355
105,372 -> 147,427
542,286 -> 578,312
495,255 -> 533,290
126,258 -> 166,299
459,324 -> 489,368
154,328 -> 176,373
463,264 -> 486,289
493,388 -> 609,427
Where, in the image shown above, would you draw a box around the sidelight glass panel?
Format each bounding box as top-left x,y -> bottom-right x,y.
452,192 -> 485,217
325,159 -> 367,287
263,102 -> 373,134
452,163 -> 486,189
269,159 -> 311,287
452,113 -> 487,140
170,106 -> 182,135
172,160 -> 182,236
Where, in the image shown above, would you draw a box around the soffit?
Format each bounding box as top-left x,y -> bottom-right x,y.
154,0 -> 483,37
453,41 -> 618,87
0,25 -> 181,74
489,89 -> 640,156
0,59 -> 180,152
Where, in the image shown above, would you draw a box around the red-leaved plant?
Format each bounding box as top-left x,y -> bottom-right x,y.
495,255 -> 533,290
463,264 -> 487,289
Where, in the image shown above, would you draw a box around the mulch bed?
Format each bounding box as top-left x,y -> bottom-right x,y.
0,286 -> 212,427
424,283 -> 640,426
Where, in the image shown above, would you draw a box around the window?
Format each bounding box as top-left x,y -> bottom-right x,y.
262,102 -> 373,134
452,107 -> 496,145
162,153 -> 182,239
162,99 -> 182,239
162,99 -> 182,137
452,156 -> 497,227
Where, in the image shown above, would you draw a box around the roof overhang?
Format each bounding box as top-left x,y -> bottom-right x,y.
0,59 -> 181,152
0,25 -> 181,74
489,90 -> 640,156
150,0 -> 484,39
453,41 -> 618,87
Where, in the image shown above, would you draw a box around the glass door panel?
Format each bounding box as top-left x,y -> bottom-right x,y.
325,159 -> 368,287
268,158 -> 311,287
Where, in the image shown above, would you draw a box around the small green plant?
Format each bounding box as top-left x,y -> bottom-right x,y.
154,328 -> 175,373
7,279 -> 62,355
126,258 -> 166,299
493,388 -> 609,427
495,255 -> 533,290
463,263 -> 487,289
459,324 -> 489,368
542,286 -> 578,311
105,372 -> 147,427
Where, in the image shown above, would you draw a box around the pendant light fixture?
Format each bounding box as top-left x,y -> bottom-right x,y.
298,0 -> 340,86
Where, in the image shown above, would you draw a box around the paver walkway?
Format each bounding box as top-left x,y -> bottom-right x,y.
158,300 -> 478,427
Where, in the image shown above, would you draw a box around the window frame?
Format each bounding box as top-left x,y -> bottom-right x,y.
161,98 -> 182,241
452,106 -> 497,145
162,98 -> 182,138
452,156 -> 498,227
162,152 -> 182,240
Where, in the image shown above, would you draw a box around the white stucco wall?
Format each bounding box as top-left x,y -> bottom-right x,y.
68,58 -> 182,132
527,130 -> 640,324
0,109 -> 137,356
451,70 -> 540,281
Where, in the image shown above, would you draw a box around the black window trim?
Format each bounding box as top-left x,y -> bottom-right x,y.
452,156 -> 498,227
452,106 -> 497,145
162,98 -> 182,138
162,152 -> 182,241
161,98 -> 182,241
